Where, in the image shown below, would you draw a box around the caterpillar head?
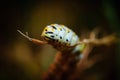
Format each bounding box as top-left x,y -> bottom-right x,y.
41,24 -> 60,42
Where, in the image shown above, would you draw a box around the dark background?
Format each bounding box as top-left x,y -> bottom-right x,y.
0,0 -> 120,80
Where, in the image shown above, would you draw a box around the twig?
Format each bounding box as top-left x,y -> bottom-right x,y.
76,34 -> 118,46
17,30 -> 32,41
17,30 -> 48,44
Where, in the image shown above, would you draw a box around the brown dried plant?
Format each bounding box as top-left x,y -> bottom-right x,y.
17,28 -> 118,80
42,29 -> 118,80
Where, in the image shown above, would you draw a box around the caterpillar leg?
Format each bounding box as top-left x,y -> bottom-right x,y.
17,30 -> 47,45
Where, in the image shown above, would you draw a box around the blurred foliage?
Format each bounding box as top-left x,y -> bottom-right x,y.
0,0 -> 120,80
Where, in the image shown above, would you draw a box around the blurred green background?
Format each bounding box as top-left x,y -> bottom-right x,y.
0,0 -> 120,80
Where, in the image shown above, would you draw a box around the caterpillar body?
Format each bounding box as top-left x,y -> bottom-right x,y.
41,24 -> 85,52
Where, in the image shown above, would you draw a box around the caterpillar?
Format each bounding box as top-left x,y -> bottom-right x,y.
17,24 -> 85,53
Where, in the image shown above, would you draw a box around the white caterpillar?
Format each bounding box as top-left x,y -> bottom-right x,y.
41,24 -> 85,52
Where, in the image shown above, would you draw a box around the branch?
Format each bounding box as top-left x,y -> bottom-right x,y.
17,30 -> 47,44
42,29 -> 118,80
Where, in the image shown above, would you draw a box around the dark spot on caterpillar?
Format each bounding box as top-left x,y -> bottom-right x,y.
60,28 -> 62,31
66,39 -> 68,42
45,36 -> 55,42
51,26 -> 57,30
45,29 -> 47,31
45,36 -> 52,40
68,30 -> 70,33
51,35 -> 54,38
45,32 -> 53,34
60,36 -> 62,39
56,34 -> 58,36
52,39 -> 55,42
63,28 -> 66,31
56,39 -> 59,42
